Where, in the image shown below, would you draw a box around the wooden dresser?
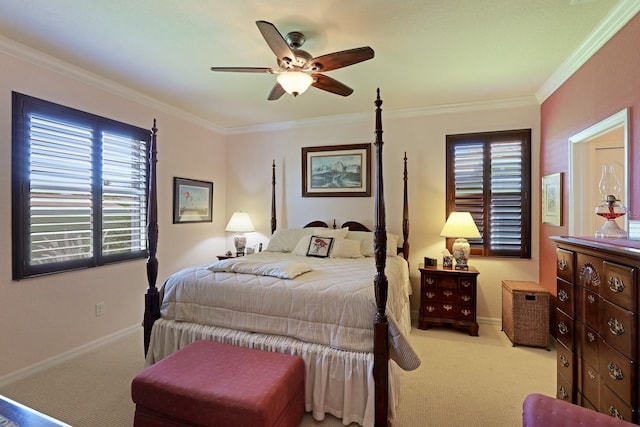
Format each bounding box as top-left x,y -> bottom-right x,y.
418,264 -> 479,336
551,236 -> 640,423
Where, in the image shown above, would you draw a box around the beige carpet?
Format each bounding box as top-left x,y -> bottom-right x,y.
0,323 -> 556,426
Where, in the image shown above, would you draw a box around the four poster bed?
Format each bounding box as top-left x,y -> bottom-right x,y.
142,90 -> 420,427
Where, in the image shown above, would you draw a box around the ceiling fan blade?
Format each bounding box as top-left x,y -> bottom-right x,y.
311,74 -> 354,97
255,20 -> 295,63
267,83 -> 286,101
210,67 -> 275,73
307,47 -> 374,72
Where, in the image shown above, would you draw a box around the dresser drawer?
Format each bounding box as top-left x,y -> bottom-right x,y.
421,273 -> 437,287
437,288 -> 457,303
577,322 -> 600,367
556,278 -> 574,317
557,372 -> 573,402
556,308 -> 574,350
557,248 -> 575,282
556,341 -> 574,384
600,299 -> 637,360
601,384 -> 635,423
599,342 -> 634,406
577,254 -> 603,293
581,358 -> 600,410
602,261 -> 637,312
459,277 -> 474,290
582,288 -> 600,329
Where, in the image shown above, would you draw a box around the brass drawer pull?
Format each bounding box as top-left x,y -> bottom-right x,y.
426,306 -> 436,313
559,354 -> 569,368
558,385 -> 569,401
609,406 -> 624,420
558,258 -> 568,271
461,309 -> 471,316
586,331 -> 595,342
443,290 -> 453,297
461,295 -> 471,302
608,276 -> 625,293
608,318 -> 625,336
425,277 -> 435,285
608,362 -> 624,380
587,294 -> 596,304
443,304 -> 453,311
588,369 -> 596,380
558,289 -> 569,302
460,280 -> 471,288
557,322 -> 569,335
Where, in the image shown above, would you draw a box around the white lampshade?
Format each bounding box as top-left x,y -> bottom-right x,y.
439,212 -> 480,238
440,212 -> 480,270
225,212 -> 254,232
277,71 -> 313,96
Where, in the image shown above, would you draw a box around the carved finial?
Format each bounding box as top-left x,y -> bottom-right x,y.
375,88 -> 382,108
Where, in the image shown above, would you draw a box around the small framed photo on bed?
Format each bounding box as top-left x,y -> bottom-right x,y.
302,143 -> 371,197
173,177 -> 213,224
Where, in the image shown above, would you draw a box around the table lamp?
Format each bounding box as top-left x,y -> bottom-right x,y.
440,211 -> 480,270
225,212 -> 254,256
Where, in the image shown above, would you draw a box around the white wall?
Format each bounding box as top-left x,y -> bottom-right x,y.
0,48 -> 227,378
0,42 -> 542,380
226,99 -> 542,323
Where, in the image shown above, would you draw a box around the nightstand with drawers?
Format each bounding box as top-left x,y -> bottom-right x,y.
418,264 -> 480,336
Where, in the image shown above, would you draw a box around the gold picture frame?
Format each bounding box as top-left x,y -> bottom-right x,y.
542,173 -> 562,226
302,143 -> 371,197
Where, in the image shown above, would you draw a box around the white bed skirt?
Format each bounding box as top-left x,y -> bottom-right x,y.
146,318 -> 402,427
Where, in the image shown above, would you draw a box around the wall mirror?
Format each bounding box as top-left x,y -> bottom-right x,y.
568,108 -> 629,237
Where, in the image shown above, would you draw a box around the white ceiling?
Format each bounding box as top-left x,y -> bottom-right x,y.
0,0 -> 635,132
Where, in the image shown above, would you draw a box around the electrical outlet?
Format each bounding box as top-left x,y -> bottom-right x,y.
95,302 -> 105,317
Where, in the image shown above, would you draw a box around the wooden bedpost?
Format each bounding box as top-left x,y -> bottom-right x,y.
372,89 -> 389,427
143,120 -> 161,356
402,152 -> 410,260
271,160 -> 277,234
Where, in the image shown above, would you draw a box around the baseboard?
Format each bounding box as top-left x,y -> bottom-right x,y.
410,310 -> 501,327
0,324 -> 140,388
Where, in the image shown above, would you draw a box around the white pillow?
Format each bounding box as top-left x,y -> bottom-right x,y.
313,227 -> 349,239
265,228 -> 314,253
292,235 -> 313,256
345,231 -> 399,257
331,238 -> 363,258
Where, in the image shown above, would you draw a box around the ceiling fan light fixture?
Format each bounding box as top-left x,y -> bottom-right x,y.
277,71 -> 313,96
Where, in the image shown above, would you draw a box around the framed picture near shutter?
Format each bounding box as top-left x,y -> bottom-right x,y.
542,173 -> 562,226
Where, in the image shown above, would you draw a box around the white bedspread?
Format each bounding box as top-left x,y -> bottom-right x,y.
160,251 -> 419,369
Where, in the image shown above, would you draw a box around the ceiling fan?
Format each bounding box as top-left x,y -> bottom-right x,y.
210,20 -> 375,100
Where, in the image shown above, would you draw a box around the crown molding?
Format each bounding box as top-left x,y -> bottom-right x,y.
536,0 -> 640,103
0,35 -> 225,133
225,96 -> 539,135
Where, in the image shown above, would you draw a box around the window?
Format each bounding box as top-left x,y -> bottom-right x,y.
12,92 -> 150,279
445,129 -> 531,258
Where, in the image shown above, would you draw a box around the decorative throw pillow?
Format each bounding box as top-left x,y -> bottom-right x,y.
330,238 -> 363,258
306,235 -> 334,258
265,228 -> 314,253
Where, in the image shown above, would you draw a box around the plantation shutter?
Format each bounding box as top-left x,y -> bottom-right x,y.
29,115 -> 94,267
101,131 -> 148,259
451,142 -> 484,250
490,139 -> 525,256
12,92 -> 150,279
446,130 -> 530,258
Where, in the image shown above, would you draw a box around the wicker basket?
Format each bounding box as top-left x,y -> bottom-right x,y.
502,280 -> 550,348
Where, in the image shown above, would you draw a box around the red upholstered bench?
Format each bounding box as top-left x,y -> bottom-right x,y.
131,340 -> 305,427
